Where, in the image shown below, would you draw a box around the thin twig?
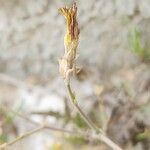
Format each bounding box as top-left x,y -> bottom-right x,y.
10,110 -> 86,136
66,83 -> 99,132
95,133 -> 123,150
10,109 -> 123,150
1,106 -> 122,150
31,110 -> 63,119
0,110 -> 89,150
66,82 -> 123,150
0,126 -> 44,150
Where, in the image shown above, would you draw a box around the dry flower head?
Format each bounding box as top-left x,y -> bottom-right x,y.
59,2 -> 80,83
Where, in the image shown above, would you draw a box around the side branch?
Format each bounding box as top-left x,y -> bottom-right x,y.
0,126 -> 44,150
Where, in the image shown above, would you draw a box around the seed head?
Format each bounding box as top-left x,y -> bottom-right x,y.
59,2 -> 80,52
59,2 -> 80,83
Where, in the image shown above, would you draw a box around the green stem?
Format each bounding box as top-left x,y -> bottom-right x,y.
66,82 -> 123,150
66,83 -> 100,133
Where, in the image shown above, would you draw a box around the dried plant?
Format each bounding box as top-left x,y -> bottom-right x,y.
59,2 -> 122,150
58,2 -> 80,84
0,3 -> 132,150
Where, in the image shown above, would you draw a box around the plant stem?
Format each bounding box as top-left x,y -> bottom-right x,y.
1,105 -> 122,150
66,82 -> 123,150
66,83 -> 99,132
0,126 -> 44,150
11,109 -> 86,136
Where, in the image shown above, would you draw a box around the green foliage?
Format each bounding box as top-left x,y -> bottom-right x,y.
0,134 -> 8,143
130,28 -> 150,61
0,108 -> 14,124
136,131 -> 150,141
5,113 -> 14,124
73,114 -> 88,129
65,136 -> 87,145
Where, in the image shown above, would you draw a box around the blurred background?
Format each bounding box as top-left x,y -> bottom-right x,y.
0,0 -> 150,150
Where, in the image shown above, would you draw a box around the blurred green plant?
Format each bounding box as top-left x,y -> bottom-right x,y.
130,28 -> 150,61
65,136 -> 87,145
0,134 -> 8,144
73,114 -> 88,129
0,108 -> 14,124
136,130 -> 150,141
